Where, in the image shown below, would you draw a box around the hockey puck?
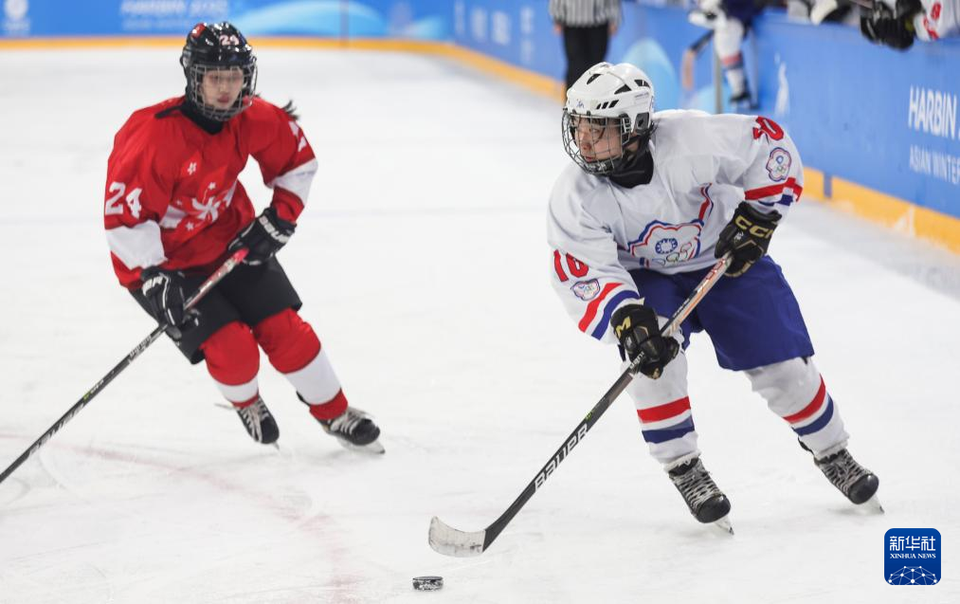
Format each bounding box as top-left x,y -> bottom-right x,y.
412,576 -> 443,591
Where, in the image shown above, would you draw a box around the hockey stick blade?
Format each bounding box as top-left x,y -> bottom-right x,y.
429,516 -> 486,557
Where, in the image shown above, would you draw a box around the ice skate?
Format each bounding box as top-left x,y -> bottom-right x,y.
233,397 -> 279,445
318,407 -> 384,454
668,457 -> 733,533
729,90 -> 757,112
814,448 -> 882,511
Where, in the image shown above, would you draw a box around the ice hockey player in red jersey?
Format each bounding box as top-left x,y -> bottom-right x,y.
103,22 -> 382,453
549,62 -> 880,528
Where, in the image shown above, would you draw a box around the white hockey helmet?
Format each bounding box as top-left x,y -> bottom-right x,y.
562,62 -> 655,176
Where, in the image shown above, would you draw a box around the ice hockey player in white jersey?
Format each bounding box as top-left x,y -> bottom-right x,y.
548,62 -> 881,528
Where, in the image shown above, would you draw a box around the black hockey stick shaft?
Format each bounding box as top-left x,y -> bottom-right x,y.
0,248 -> 248,486
479,254 -> 732,552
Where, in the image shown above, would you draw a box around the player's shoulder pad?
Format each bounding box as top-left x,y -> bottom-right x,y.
116,97 -> 180,132
240,96 -> 292,126
550,163 -> 607,206
651,108 -> 719,139
548,163 -> 612,231
649,109 -> 715,159
652,109 -> 756,159
112,97 -> 184,154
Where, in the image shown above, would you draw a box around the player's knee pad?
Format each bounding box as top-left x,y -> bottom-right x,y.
744,357 -> 821,418
252,308 -> 321,373
200,321 -> 260,385
714,18 -> 745,58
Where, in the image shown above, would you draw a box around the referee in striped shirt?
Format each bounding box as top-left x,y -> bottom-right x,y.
550,0 -> 622,90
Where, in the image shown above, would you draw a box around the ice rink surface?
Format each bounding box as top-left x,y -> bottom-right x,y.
1,48 -> 959,603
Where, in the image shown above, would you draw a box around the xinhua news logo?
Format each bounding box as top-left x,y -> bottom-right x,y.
885,528 -> 940,585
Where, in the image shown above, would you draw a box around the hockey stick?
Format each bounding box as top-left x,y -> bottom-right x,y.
0,248 -> 248,486
429,252 -> 733,557
681,30 -> 714,92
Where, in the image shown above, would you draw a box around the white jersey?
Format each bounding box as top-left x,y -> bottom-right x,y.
913,0 -> 960,41
546,109 -> 803,344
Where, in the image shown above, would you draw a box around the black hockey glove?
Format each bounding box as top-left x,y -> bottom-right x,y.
610,302 -> 679,380
860,0 -> 920,50
140,267 -> 196,337
715,202 -> 781,277
229,206 -> 296,265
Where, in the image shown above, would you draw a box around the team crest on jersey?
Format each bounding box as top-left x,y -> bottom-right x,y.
655,238 -> 678,254
629,221 -> 703,268
571,279 -> 601,301
766,147 -> 791,182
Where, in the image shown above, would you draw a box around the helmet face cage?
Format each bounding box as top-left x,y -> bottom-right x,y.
181,22 -> 257,122
185,60 -> 257,121
562,110 -> 634,176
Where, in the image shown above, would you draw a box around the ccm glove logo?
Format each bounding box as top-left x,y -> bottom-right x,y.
716,202 -> 782,278
733,215 -> 775,239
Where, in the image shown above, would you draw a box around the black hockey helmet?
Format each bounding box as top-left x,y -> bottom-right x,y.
180,22 -> 257,121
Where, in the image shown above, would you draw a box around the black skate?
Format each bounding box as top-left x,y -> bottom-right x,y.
815,448 -> 882,510
729,90 -> 757,112
668,457 -> 733,532
234,397 -> 279,445
318,407 -> 384,454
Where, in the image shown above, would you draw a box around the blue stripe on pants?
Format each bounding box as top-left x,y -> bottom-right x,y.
794,396 -> 834,437
641,416 -> 696,444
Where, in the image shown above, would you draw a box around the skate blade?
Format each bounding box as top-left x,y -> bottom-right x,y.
335,437 -> 385,455
860,494 -> 884,514
712,515 -> 734,535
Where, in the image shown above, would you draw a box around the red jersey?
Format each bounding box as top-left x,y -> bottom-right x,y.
104,96 -> 317,288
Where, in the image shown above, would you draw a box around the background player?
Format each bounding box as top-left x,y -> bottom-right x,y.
103,22 -> 382,453
547,62 -> 879,527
